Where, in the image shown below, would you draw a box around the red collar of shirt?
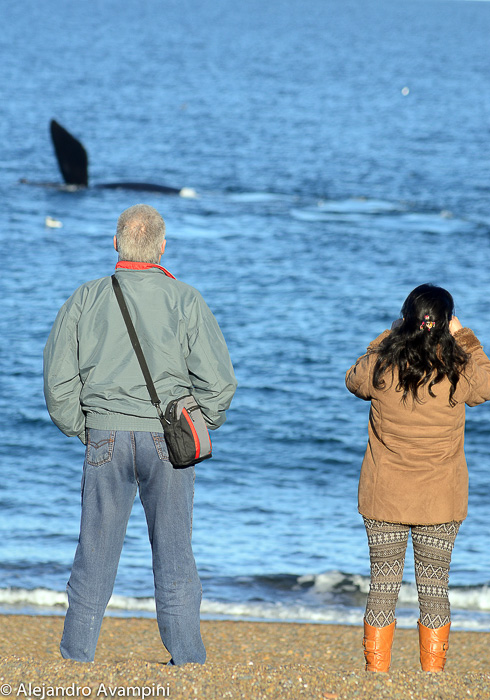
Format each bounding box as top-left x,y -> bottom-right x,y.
115,261 -> 176,279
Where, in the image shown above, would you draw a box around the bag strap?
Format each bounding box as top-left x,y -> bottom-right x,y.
111,275 -> 166,423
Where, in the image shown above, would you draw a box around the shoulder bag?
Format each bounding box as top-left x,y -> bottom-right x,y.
111,275 -> 212,468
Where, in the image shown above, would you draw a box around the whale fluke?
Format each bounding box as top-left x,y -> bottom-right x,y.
50,119 -> 89,187
45,119 -> 195,196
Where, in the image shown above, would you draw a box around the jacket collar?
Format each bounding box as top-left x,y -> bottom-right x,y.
115,261 -> 176,279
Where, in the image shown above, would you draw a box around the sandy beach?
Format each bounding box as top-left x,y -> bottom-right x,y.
0,616 -> 489,699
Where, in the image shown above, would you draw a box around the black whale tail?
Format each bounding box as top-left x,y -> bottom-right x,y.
50,119 -> 89,187
48,119 -> 197,197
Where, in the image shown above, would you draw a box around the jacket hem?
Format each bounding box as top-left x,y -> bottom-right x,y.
85,413 -> 163,432
358,508 -> 466,526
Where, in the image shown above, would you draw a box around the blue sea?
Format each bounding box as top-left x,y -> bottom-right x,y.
1,0 -> 490,631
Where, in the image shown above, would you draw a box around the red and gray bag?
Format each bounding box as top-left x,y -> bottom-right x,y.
163,395 -> 212,467
112,276 -> 212,468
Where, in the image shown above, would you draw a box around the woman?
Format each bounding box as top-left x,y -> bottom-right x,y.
346,284 -> 490,673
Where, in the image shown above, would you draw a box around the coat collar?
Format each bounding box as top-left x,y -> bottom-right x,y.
115,261 -> 176,279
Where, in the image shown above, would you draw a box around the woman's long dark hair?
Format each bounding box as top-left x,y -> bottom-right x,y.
372,284 -> 469,405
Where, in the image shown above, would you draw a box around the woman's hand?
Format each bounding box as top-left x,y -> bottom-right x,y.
449,315 -> 463,335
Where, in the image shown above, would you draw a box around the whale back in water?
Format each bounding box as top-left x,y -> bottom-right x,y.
48,119 -> 190,196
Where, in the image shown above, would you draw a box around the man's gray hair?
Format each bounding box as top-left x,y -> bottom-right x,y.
116,204 -> 166,263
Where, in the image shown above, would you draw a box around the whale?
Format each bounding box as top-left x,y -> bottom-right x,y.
21,120 -> 196,197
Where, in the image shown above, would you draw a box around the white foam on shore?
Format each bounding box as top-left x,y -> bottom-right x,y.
300,571 -> 490,611
0,584 -> 489,630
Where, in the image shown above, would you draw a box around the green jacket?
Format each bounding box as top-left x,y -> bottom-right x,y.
44,267 -> 237,443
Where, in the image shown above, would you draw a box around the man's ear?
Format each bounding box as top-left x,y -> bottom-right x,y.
113,235 -> 118,252
161,239 -> 166,255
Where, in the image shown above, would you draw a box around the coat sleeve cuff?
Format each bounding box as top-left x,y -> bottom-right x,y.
367,329 -> 391,352
453,327 -> 482,352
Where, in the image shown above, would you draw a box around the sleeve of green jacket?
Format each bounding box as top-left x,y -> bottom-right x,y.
43,291 -> 87,444
185,293 -> 237,430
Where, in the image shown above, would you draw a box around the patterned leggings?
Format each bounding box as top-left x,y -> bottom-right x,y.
363,518 -> 460,629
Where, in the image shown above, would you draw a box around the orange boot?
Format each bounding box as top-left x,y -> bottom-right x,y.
418,620 -> 450,672
362,619 -> 396,672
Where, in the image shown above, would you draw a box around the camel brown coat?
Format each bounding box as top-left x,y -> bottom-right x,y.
346,327 -> 490,525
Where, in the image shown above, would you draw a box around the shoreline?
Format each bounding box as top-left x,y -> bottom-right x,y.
0,616 -> 489,699
2,607 -> 490,633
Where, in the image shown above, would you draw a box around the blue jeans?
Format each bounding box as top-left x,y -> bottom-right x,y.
60,429 -> 206,665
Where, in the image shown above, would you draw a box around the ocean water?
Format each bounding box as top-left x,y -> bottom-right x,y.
1,0 -> 490,631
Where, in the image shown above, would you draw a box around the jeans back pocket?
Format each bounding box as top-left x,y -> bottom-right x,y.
86,429 -> 116,466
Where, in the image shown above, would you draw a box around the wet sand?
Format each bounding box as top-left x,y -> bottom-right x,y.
0,615 -> 489,699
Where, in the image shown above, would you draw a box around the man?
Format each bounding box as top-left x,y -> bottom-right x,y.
44,204 -> 237,665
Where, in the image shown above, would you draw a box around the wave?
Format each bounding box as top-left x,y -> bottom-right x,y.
299,571 -> 490,611
289,199 -> 477,235
227,191 -> 292,203
291,197 -> 403,220
0,587 -> 161,616
0,571 -> 489,630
